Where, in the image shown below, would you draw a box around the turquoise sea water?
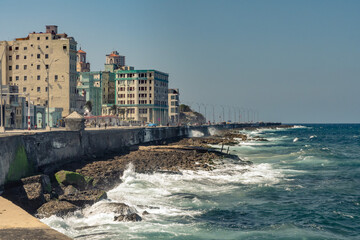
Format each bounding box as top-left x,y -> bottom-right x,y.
42,124 -> 360,239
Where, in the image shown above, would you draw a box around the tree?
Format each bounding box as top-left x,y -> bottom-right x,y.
84,101 -> 92,112
179,104 -> 192,113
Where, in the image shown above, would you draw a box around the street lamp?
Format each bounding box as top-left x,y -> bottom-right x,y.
39,58 -> 58,131
0,44 -> 7,132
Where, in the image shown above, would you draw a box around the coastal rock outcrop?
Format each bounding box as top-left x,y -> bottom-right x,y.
114,213 -> 142,222
36,200 -> 78,218
55,170 -> 89,190
58,189 -> 107,207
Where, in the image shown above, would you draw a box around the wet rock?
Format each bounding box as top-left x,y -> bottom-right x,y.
85,202 -> 135,216
55,170 -> 87,190
59,190 -> 107,207
142,211 -> 149,215
63,185 -> 79,196
36,200 -> 78,218
114,213 -> 142,222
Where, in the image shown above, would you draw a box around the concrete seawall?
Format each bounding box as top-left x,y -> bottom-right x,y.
0,123 -> 280,189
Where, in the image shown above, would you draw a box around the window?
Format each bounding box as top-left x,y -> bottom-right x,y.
24,65 -> 27,70
9,66 -> 12,70
9,46 -> 12,51
15,76 -> 19,81
37,54 -> 40,59
37,87 -> 40,92
46,37 -> 48,40
63,45 -> 67,50
15,46 -> 18,50
37,37 -> 40,40
37,75 -> 40,80
24,55 -> 27,60
37,65 -> 40,70
23,87 -> 26,92
9,56 -> 12,60
24,76 -> 27,81
16,55 -> 19,60
9,77 -> 12,81
24,47 -> 27,50
46,45 -> 49,49
15,65 -> 19,70
45,54 -> 48,59
45,65 -> 49,69
45,87 -> 48,92
54,75 -> 58,81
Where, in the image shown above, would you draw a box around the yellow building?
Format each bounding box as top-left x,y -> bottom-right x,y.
0,25 -> 79,117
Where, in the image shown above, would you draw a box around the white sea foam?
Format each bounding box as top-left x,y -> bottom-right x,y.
208,127 -> 218,136
189,130 -> 204,137
292,125 -> 308,129
293,137 -> 299,142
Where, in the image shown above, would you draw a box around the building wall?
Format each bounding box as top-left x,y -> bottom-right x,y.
77,72 -> 102,116
0,27 -> 78,117
168,89 -> 180,124
114,70 -> 169,125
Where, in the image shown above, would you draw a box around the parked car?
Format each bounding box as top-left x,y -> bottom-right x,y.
147,123 -> 158,127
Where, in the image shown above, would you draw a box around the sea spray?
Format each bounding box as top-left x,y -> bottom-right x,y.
41,124 -> 360,239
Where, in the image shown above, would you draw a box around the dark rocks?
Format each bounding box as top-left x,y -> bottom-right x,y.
2,174 -> 52,214
58,190 -> 107,207
55,170 -> 87,190
85,202 -> 135,216
63,185 -> 79,196
114,213 -> 142,222
37,200 -> 78,218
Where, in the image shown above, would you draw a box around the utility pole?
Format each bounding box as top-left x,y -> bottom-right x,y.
39,55 -> 58,131
0,45 -> 6,132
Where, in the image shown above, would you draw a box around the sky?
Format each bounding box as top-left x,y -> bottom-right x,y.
0,0 -> 359,123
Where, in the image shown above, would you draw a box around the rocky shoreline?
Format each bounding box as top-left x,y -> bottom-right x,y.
2,125 -> 292,223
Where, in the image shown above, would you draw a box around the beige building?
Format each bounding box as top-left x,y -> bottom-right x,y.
0,25 -> 79,117
76,49 -> 90,72
168,88 -> 180,124
114,69 -> 169,125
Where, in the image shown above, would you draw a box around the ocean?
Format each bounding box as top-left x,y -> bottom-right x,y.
42,124 -> 360,239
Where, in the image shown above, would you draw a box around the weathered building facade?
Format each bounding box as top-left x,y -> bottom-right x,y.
0,25 -> 79,117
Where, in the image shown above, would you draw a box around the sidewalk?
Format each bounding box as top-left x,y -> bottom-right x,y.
0,197 -> 71,240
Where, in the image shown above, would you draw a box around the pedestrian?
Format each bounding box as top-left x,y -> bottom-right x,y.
105,123 -> 107,129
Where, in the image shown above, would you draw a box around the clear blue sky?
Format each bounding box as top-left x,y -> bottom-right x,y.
1,0 -> 359,123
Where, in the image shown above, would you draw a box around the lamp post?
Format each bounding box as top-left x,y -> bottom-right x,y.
220,105 -> 225,122
39,58 -> 58,131
0,45 -> 6,132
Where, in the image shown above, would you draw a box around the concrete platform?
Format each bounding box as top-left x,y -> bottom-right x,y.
0,197 -> 71,240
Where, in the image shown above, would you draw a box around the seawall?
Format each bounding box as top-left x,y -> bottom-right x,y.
0,123 -> 280,189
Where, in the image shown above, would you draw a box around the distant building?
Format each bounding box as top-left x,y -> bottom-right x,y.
168,88 -> 180,124
76,48 -> 90,72
104,51 -> 125,72
114,69 -> 169,125
0,25 -> 80,117
77,72 -> 102,116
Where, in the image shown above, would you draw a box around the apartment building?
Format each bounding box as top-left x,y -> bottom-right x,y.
0,25 -> 79,117
114,69 -> 169,125
77,71 -> 102,116
168,88 -> 180,124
